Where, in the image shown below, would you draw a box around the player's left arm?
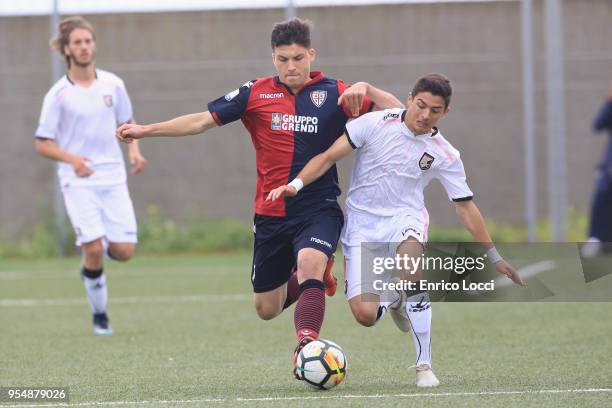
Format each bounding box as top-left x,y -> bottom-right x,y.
124,119 -> 147,174
338,82 -> 404,117
454,200 -> 525,286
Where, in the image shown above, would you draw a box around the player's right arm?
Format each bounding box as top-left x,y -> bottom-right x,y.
116,111 -> 217,143
266,134 -> 354,201
35,87 -> 93,177
35,138 -> 93,177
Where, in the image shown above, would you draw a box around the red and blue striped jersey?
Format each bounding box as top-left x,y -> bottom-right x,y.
208,71 -> 373,217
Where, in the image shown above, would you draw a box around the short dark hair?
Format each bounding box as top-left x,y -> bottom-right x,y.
411,74 -> 452,108
270,18 -> 312,49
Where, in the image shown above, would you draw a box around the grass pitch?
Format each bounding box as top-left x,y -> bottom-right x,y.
0,253 -> 610,407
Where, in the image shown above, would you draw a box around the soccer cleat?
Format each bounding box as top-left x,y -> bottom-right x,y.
293,336 -> 315,380
581,238 -> 602,258
389,278 -> 411,332
323,254 -> 337,297
93,312 -> 114,336
415,364 -> 440,387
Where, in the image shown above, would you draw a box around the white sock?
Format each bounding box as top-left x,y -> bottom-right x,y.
406,292 -> 432,366
82,270 -> 108,314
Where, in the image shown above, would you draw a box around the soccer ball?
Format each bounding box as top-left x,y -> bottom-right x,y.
295,339 -> 347,389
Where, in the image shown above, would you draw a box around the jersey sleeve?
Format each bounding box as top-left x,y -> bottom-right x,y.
114,80 -> 133,125
593,100 -> 612,132
436,154 -> 474,202
337,80 -> 374,118
207,80 -> 255,126
35,91 -> 61,139
344,111 -> 380,149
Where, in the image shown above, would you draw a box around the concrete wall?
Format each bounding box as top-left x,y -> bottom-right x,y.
1,0 -> 611,238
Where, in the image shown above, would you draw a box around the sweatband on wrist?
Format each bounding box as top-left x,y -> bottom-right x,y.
485,246 -> 503,264
288,178 -> 304,193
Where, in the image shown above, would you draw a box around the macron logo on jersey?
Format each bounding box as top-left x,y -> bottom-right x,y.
271,113 -> 319,133
259,92 -> 284,99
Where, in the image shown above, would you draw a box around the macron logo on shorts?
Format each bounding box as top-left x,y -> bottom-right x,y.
310,237 -> 332,249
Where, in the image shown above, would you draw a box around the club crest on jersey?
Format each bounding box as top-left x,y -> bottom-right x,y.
271,113 -> 282,130
103,95 -> 113,107
419,152 -> 435,170
310,90 -> 327,108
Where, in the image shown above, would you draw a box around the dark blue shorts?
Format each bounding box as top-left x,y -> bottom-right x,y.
251,206 -> 344,293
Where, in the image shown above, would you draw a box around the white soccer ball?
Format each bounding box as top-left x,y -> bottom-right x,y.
295,339 -> 347,389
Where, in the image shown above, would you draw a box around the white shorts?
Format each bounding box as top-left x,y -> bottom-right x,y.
61,183 -> 138,246
341,210 -> 429,300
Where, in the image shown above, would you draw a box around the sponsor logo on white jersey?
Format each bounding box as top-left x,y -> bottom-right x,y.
271,113 -> 319,133
259,92 -> 285,99
103,95 -> 113,107
310,90 -> 327,108
382,112 -> 400,121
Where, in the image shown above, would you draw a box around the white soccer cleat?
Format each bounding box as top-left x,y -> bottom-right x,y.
581,238 -> 602,258
389,278 -> 411,332
415,364 -> 440,387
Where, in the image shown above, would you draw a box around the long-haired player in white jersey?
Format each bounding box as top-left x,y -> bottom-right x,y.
35,17 -> 147,336
267,73 -> 524,387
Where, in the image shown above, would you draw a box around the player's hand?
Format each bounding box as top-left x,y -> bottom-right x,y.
338,82 -> 369,117
266,185 -> 298,201
70,155 -> 94,177
129,149 -> 147,174
117,123 -> 149,144
494,260 -> 525,287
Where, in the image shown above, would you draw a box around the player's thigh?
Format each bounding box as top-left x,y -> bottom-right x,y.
251,215 -> 295,295
99,184 -> 138,244
343,247 -> 380,324
293,209 -> 343,280
61,186 -> 105,245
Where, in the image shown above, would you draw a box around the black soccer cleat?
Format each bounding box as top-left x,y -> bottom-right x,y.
93,312 -> 114,336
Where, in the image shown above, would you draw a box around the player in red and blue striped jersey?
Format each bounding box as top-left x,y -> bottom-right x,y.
117,18 -> 403,376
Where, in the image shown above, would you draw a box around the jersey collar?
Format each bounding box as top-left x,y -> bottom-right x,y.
400,110 -> 439,137
274,70 -> 325,95
66,69 -> 98,85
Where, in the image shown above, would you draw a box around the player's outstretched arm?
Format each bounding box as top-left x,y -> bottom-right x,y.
454,200 -> 525,286
266,134 -> 354,201
116,111 -> 218,144
338,82 -> 404,117
35,138 -> 93,177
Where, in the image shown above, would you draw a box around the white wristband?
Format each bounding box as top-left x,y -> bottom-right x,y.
288,178 -> 304,193
485,246 -> 503,264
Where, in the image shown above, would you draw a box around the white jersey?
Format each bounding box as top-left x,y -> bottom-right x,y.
342,108 -> 473,244
36,69 -> 133,187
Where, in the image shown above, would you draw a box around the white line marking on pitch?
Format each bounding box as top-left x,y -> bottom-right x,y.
0,294 -> 251,307
1,388 -> 610,407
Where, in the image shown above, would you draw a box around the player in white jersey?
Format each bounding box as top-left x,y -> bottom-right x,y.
35,17 -> 147,336
268,73 -> 524,387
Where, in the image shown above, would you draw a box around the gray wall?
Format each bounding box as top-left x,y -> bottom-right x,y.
1,0 -> 611,238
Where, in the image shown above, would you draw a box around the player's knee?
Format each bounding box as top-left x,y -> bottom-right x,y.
83,240 -> 104,264
350,305 -> 377,327
352,309 -> 377,327
255,302 -> 281,320
108,244 -> 135,262
296,253 -> 327,281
